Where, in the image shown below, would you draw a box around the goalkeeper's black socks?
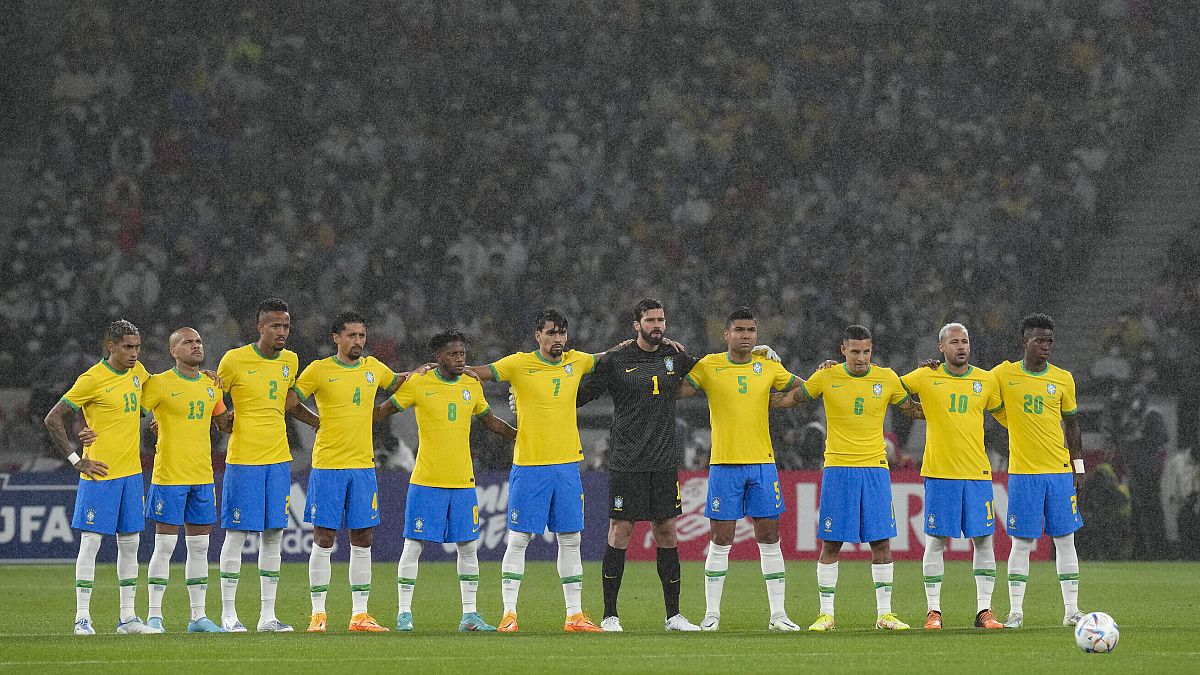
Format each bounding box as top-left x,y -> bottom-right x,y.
657,546 -> 681,617
602,545 -> 626,617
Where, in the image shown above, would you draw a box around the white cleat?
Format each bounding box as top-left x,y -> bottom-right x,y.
116,617 -> 159,634
768,614 -> 802,632
1063,610 -> 1085,627
74,618 -> 95,635
665,614 -> 701,632
700,613 -> 720,632
222,618 -> 248,632
600,616 -> 623,632
1003,612 -> 1023,629
257,619 -> 294,632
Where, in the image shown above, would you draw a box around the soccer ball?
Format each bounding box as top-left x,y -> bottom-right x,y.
1074,612 -> 1119,653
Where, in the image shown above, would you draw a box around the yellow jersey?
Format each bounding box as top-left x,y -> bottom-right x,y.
684,353 -> 796,464
294,355 -> 396,470
489,349 -> 596,466
803,364 -> 909,468
992,360 -> 1078,474
142,368 -> 226,485
900,365 -> 1002,479
216,344 -> 299,465
391,369 -> 490,488
61,359 -> 151,481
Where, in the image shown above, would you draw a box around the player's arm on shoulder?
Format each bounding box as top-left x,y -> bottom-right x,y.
896,396 -> 924,419
467,364 -> 496,381
771,368 -> 807,408
594,338 -> 634,361
479,409 -> 517,440
285,387 -> 320,430
576,356 -> 610,407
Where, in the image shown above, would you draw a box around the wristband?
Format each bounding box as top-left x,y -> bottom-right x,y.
68,452 -> 81,466
1072,458 -> 1085,474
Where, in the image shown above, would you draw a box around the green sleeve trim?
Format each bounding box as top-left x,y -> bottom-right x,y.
783,374 -> 796,391
488,364 -> 502,382
61,397 -> 81,411
1061,408 -> 1078,416
473,406 -> 491,417
389,395 -> 407,412
987,402 -> 1005,413
803,384 -> 818,401
895,392 -> 911,406
685,373 -> 701,390
290,386 -> 307,399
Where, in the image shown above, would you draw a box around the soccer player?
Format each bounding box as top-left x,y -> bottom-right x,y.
899,323 -> 1005,630
293,311 -> 398,633
676,307 -> 807,632
575,298 -> 701,632
991,313 -> 1085,628
141,327 -> 233,633
777,324 -> 922,631
377,329 -> 516,633
467,308 -> 622,633
216,298 -> 319,633
44,320 -> 157,635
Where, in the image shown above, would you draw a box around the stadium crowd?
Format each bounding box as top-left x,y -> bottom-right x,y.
4,1 -> 1199,555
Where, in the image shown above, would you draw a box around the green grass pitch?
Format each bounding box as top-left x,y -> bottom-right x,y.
1,561 -> 1195,673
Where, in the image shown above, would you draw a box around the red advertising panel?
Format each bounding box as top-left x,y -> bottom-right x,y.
626,470 -> 1052,561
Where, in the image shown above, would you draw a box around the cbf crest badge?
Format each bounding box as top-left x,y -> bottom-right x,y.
1047,383 -> 1057,395
462,389 -> 471,401
86,508 -> 96,525
564,364 -> 574,375
613,496 -> 624,510
823,517 -> 833,532
282,365 -> 290,379
973,381 -> 983,394
664,356 -> 675,373
232,508 -> 242,524
711,497 -> 720,512
155,499 -> 164,515
753,362 -> 763,374
872,383 -> 883,396
414,517 -> 424,533
133,376 -> 141,388
366,371 -> 375,384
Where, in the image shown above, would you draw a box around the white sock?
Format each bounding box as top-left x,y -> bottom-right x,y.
972,535 -> 997,613
457,540 -> 480,614
923,536 -> 946,612
349,545 -> 372,614
397,539 -> 423,614
817,561 -> 838,616
308,543 -> 333,614
220,530 -> 247,623
147,533 -> 176,619
75,531 -> 102,621
116,532 -> 140,622
501,531 -> 532,614
1053,534 -> 1080,616
872,563 -> 894,616
557,532 -> 584,617
258,529 -> 282,623
1008,536 -> 1033,615
184,535 -> 210,621
758,541 -> 786,617
704,542 -> 731,617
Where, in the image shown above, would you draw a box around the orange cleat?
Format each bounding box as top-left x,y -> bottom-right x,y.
924,610 -> 943,630
497,612 -> 519,633
974,609 -> 1004,629
348,613 -> 390,632
307,612 -> 327,633
564,612 -> 604,633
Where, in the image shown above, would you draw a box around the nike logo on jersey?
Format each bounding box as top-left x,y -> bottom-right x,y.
171,392 -> 182,397
527,368 -> 540,373
933,381 -> 944,386
328,377 -> 340,382
105,387 -> 116,392
625,368 -> 638,373
714,366 -> 731,372
1009,381 -> 1019,385
248,369 -> 260,375
831,383 -> 844,388
425,391 -> 436,397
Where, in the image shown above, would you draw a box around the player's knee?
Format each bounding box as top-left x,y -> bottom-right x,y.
1052,533 -> 1075,551
651,522 -> 677,548
972,535 -> 993,551
558,531 -> 581,549
313,529 -> 335,549
608,520 -> 634,548
261,528 -> 283,546
455,540 -> 477,557
926,536 -> 948,553
79,531 -> 102,556
349,529 -> 373,548
116,532 -> 138,546
710,531 -> 734,547
507,530 -> 534,552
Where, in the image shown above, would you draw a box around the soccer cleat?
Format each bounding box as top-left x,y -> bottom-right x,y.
564,612 -> 604,633
395,612 -> 414,632
187,617 -> 226,633
349,613 -> 390,632
306,612 -> 327,633
808,613 -> 835,631
768,614 -> 802,632
1003,612 -> 1023,629
700,613 -> 720,631
974,609 -> 1003,629
664,614 -> 700,632
601,616 -> 623,632
458,612 -> 496,632
256,619 -> 294,632
1063,610 -> 1085,627
146,617 -> 166,633
497,612 -> 518,633
875,613 -> 910,630
221,618 -> 247,632
74,618 -> 96,635
116,617 -> 159,634
923,610 -> 943,630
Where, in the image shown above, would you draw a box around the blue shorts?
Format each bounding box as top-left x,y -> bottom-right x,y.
507,463 -> 584,534
146,483 -> 218,526
923,478 -> 995,538
72,474 -> 144,535
1006,473 -> 1082,538
304,468 -> 380,530
818,466 -> 896,543
221,462 -> 291,531
404,484 -> 479,543
705,464 -> 785,520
